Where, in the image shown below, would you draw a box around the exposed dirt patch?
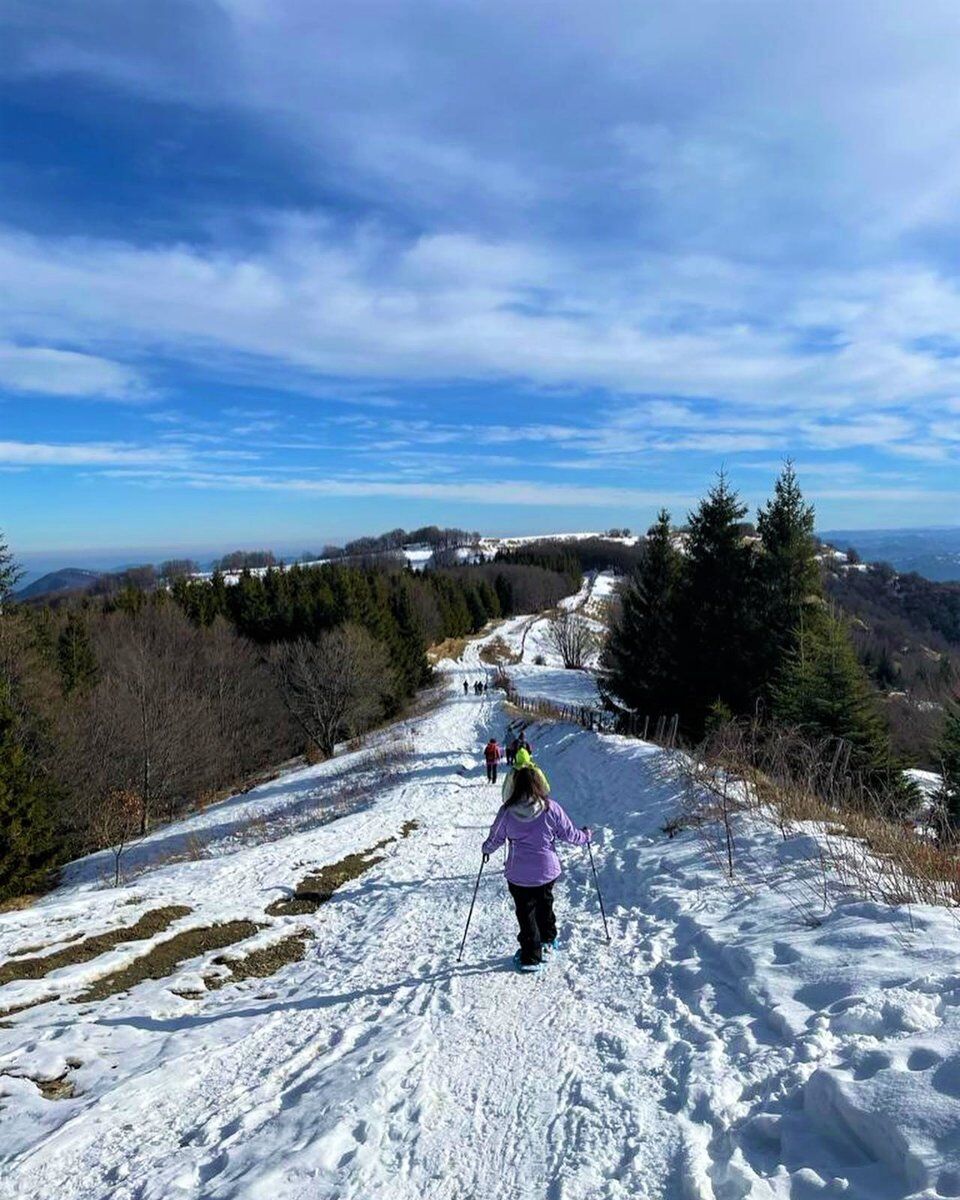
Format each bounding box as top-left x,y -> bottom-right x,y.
0,993 -> 61,1021
74,920 -> 262,1003
206,931 -> 316,990
479,635 -> 521,666
427,635 -> 468,664
9,931 -> 83,959
266,837 -> 395,917
0,906 -> 192,987
400,820 -> 419,838
37,1072 -> 76,1101
0,1067 -> 78,1100
0,892 -> 45,915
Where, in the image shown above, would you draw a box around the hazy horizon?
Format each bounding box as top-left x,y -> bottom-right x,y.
17,521 -> 960,589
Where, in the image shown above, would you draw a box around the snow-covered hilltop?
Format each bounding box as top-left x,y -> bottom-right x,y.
2,585 -> 960,1199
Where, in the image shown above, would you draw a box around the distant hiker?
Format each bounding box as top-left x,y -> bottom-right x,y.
482,766 -> 591,970
501,746 -> 549,803
506,735 -> 519,766
483,682 -> 489,694
463,679 -> 469,695
516,732 -> 531,755
483,738 -> 501,784
475,680 -> 483,696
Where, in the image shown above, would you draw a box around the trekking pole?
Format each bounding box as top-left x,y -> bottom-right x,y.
585,837 -> 611,943
457,854 -> 489,962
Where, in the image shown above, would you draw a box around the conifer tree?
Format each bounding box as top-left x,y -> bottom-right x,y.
937,701 -> 960,829
773,610 -> 906,805
675,474 -> 757,734
0,531 -> 23,609
57,611 -> 98,695
602,509 -> 681,716
755,462 -> 821,695
0,689 -> 61,900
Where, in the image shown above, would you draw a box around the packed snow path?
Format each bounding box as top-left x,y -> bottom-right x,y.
3,639 -> 960,1196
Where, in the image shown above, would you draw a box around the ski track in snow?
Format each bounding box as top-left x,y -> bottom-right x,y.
2,579 -> 960,1199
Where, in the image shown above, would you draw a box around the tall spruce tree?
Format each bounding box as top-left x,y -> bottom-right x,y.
773,610 -> 907,807
0,531 -> 23,609
0,688 -> 61,900
937,701 -> 960,829
57,611 -> 98,695
602,509 -> 681,716
755,462 -> 822,698
675,474 -> 758,734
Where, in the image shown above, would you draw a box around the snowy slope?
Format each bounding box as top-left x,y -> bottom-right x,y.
2,614 -> 960,1198
492,570 -> 614,706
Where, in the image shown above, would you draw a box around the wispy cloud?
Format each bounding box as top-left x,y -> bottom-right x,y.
2,2 -> 960,538
0,342 -> 148,401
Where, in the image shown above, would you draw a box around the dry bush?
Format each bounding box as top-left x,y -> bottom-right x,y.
479,636 -> 521,665
546,611 -> 597,669
491,667 -> 513,692
426,636 -> 468,664
677,718 -> 960,916
303,741 -> 326,766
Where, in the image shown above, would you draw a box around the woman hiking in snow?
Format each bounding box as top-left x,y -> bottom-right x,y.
481,766 -> 591,971
501,745 -> 549,803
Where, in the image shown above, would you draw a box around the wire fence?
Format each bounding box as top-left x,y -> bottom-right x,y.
498,673 -> 679,748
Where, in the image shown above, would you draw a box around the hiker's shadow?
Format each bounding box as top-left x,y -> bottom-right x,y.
96,956 -> 508,1034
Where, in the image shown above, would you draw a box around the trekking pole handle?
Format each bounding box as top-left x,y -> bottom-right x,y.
482,853 -> 489,863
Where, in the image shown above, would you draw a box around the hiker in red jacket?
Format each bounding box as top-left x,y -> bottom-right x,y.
483,738 -> 501,784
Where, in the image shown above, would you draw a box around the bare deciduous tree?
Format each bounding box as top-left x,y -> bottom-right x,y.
546,611 -> 597,670
270,624 -> 394,757
89,788 -> 144,887
88,605 -> 211,832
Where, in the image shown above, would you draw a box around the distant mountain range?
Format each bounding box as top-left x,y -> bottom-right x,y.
819,526 -> 960,582
16,525 -> 960,601
16,568 -> 103,601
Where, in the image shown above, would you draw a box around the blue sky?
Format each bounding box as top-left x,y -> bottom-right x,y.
2,0 -> 960,570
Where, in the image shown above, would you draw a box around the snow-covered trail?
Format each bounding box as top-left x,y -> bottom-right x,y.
1,673 -> 678,1200
5,632 -> 960,1197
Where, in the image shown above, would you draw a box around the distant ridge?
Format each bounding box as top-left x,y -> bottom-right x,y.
15,568 -> 102,601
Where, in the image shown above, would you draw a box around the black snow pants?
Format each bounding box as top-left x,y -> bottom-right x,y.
486,761 -> 498,784
507,879 -> 558,965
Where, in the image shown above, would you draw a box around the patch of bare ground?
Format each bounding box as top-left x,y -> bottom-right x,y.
0,994 -> 61,1022
267,824 -> 417,917
205,931 -> 316,991
74,920 -> 262,1003
0,906 -> 192,987
0,892 -> 45,915
0,1061 -> 81,1101
9,930 -> 83,958
479,635 -> 521,666
267,841 -> 392,917
427,636 -> 468,664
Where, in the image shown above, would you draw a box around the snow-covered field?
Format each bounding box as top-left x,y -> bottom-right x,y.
2,595 -> 960,1199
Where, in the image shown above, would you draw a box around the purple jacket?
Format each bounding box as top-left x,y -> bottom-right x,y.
482,799 -> 590,886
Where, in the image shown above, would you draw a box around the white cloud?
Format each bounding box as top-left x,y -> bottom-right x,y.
100,466 -> 694,509
0,439 -> 184,466
3,222 -> 960,449
0,342 -> 147,401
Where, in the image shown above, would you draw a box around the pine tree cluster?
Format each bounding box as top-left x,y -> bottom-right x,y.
602,466 -> 911,805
